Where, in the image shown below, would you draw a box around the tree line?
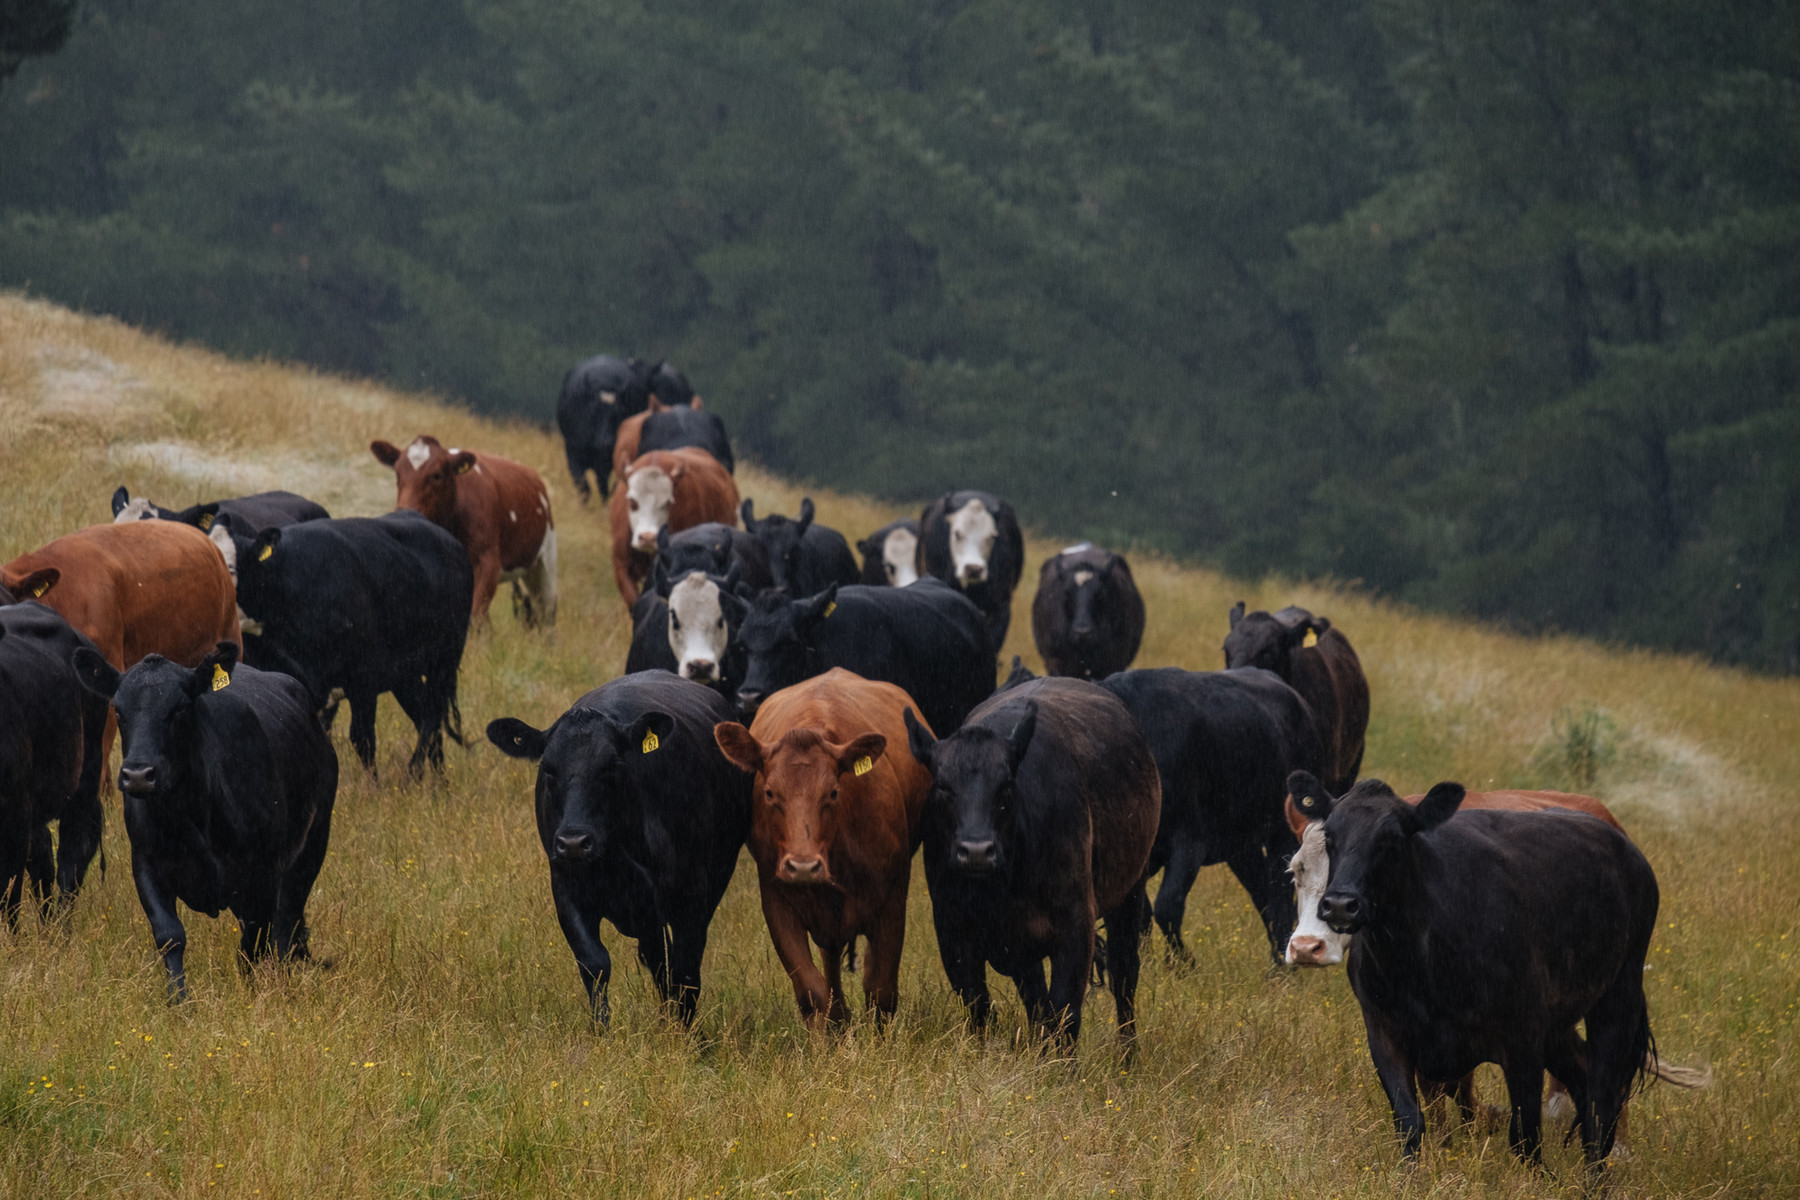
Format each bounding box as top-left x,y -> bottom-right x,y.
2,0 -> 1796,671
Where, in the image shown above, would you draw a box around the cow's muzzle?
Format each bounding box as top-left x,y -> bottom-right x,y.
1285,934 -> 1332,966
777,856 -> 829,885
951,838 -> 1000,875
554,829 -> 597,862
682,659 -> 717,684
958,563 -> 987,584
735,689 -> 764,718
1319,892 -> 1364,934
118,765 -> 158,795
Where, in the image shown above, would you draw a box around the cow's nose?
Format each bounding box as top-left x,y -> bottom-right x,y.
952,839 -> 999,873
1071,621 -> 1095,638
1286,935 -> 1327,965
118,765 -> 156,795
683,659 -> 716,683
634,532 -> 658,549
1319,893 -> 1362,932
555,831 -> 595,861
959,563 -> 986,582
778,856 -> 825,884
736,689 -> 763,716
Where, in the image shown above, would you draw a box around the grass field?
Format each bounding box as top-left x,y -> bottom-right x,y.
0,291 -> 1794,1198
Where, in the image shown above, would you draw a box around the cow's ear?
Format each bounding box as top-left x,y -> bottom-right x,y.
1409,782 -> 1465,833
721,562 -> 742,594
451,451 -> 477,476
1005,701 -> 1038,771
1284,795 -> 1314,840
1228,601 -> 1245,630
371,440 -> 402,467
12,567 -> 59,601
1000,655 -> 1035,691
111,486 -> 130,517
185,502 -> 221,533
799,583 -> 839,626
487,717 -> 549,760
796,498 -> 814,535
713,722 -> 763,774
248,528 -> 281,566
835,733 -> 886,778
856,537 -> 875,557
717,584 -> 748,623
627,711 -> 675,757
652,557 -> 671,597
1286,770 -> 1333,822
903,707 -> 936,767
690,395 -> 704,410
740,499 -> 756,530
71,647 -> 120,700
191,641 -> 239,696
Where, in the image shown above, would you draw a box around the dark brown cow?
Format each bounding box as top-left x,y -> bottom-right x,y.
609,448 -> 739,609
1,521 -> 240,768
370,435 -> 556,627
713,668 -> 932,1027
1224,603 -> 1370,795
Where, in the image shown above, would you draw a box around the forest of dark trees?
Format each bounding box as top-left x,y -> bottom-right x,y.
3,0 -> 1796,672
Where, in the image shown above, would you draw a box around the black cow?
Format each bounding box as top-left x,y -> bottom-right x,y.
904,676 -> 1160,1048
487,672 -> 751,1025
1224,602 -> 1370,795
734,579 -> 992,736
740,499 -> 860,597
918,490 -> 1025,654
639,406 -> 734,474
73,642 -> 337,1001
111,486 -> 330,534
556,354 -> 656,500
625,569 -> 747,699
648,361 -> 698,407
856,518 -> 921,587
1308,775 -> 1659,1172
654,522 -> 772,592
1099,666 -> 1323,963
1031,543 -> 1145,680
0,602 -> 108,924
228,511 -> 472,776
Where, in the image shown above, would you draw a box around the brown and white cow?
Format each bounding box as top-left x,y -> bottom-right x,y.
370,435 -> 556,628
713,668 -> 933,1027
608,447 -> 739,609
1,521 -> 241,769
1284,774 -> 1707,1151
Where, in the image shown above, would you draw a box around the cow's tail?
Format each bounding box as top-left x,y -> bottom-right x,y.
445,691 -> 467,748
1646,1053 -> 1712,1090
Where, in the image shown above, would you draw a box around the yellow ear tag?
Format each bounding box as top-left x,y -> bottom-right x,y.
198,513 -> 214,532
457,459 -> 473,474
1303,628 -> 1319,648
211,664 -> 230,692
642,730 -> 660,754
30,580 -> 49,598
257,544 -> 273,563
823,601 -> 837,618
1300,794 -> 1315,810
852,755 -> 873,777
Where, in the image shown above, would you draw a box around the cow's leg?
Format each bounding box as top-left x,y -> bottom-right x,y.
862,900 -> 907,1025
346,688 -> 379,774
1152,837 -> 1204,963
273,805 -> 332,962
1104,887 -> 1148,1053
1501,1047 -> 1549,1164
55,785 -> 105,906
525,529 -> 557,627
1,868 -> 21,930
392,677 -> 448,779
1044,919 -> 1094,1050
665,917 -> 707,1026
934,907 -> 992,1031
24,820 -> 55,920
0,809 -> 29,930
132,855 -> 190,1003
635,923 -> 674,1006
1364,1015 -> 1426,1157
470,553 -> 501,629
761,892 -> 832,1027
819,937 -> 851,1025
550,869 -> 613,1028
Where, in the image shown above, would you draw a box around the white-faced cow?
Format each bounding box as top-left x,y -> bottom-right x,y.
608,448 -> 739,609
625,568 -> 748,700
74,642 -> 337,1002
917,491 -> 1025,654
857,519 -> 921,587
1031,543 -> 1145,680
655,522 -> 773,592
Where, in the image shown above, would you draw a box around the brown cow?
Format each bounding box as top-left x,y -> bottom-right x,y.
370,435 -> 556,627
1,521 -> 240,768
713,668 -> 933,1027
1224,603 -> 1370,795
609,447 -> 739,608
1283,777 -> 1708,1152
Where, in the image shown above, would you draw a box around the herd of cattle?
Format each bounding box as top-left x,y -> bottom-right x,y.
0,353 -> 1705,1177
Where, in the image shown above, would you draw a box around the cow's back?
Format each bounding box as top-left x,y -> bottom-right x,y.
469,451 -> 552,572
4,522 -> 237,668
1288,629 -> 1369,792
816,581 -> 991,733
662,448 -> 739,528
1423,788 -> 1625,834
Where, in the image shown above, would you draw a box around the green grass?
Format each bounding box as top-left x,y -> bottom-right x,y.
0,292 -> 1795,1197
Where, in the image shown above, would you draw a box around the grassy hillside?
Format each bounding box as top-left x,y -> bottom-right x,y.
0,291 -> 1793,1198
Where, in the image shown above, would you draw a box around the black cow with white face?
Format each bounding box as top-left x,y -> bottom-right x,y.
111,486 -> 330,535
638,406 -> 734,474
228,511 -> 472,776
740,499 -> 859,597
917,490 -> 1025,655
0,601 -> 109,925
654,522 -> 773,592
74,642 -> 337,1002
1030,543 -> 1145,681
487,672 -> 751,1026
856,519 -> 921,587
625,568 -> 748,699
1098,666 -> 1324,963
1224,603 -> 1369,795
1310,775 -> 1659,1174
905,677 -> 1160,1049
734,579 -> 991,737
556,354 -> 656,501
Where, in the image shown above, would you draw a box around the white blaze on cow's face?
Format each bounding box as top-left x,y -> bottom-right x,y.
884,526 -> 919,587
405,439 -> 433,470
1285,821 -> 1347,966
948,499 -> 997,585
113,497 -> 157,524
625,466 -> 673,550
667,573 -> 730,684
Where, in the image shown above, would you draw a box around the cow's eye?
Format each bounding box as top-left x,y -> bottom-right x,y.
670,613 -> 681,629
715,617 -> 724,629
629,500 -> 639,511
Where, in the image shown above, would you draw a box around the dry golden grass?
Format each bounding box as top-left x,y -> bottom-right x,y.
0,291 -> 1793,1197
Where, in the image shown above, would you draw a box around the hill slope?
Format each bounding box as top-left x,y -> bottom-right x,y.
0,293 -> 1793,1196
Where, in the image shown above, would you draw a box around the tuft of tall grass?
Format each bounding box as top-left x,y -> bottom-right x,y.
0,290 -> 1794,1197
